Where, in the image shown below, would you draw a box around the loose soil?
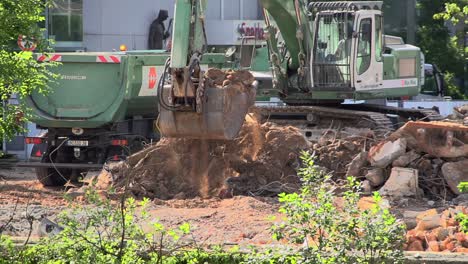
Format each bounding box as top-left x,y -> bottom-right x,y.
114,116 -> 311,200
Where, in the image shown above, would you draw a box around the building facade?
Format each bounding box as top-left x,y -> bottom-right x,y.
48,0 -> 264,52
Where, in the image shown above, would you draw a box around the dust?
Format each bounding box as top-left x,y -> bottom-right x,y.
113,116 -> 311,200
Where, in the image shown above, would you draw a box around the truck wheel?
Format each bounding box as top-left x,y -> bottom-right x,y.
36,155 -> 70,186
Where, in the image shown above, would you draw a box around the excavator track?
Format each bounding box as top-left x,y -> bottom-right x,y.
254,104 -> 444,140
341,104 -> 445,122
254,105 -> 395,139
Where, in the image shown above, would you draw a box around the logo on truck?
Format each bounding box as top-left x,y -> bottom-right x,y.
139,66 -> 163,97
148,67 -> 158,89
61,75 -> 87,80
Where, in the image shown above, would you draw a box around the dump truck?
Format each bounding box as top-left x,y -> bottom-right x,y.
21,50 -> 232,185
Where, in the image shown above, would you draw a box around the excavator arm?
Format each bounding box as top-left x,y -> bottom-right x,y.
157,0 -> 256,140
260,0 -> 313,94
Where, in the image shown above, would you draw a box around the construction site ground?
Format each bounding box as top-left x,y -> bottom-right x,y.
1,105 -> 468,262
1,167 -> 468,263
0,166 -> 280,247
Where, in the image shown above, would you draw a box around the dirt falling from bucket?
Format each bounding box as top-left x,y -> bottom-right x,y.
241,114 -> 264,161
115,117 -> 311,200
188,139 -> 211,198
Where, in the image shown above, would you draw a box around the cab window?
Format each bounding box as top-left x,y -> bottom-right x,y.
375,15 -> 383,62
357,18 -> 372,75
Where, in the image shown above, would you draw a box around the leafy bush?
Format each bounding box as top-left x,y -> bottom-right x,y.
1,188 -> 195,264
456,183 -> 468,234
271,151 -> 406,264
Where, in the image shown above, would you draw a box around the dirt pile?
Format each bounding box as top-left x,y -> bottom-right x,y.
112,116 -> 311,200
405,207 -> 468,252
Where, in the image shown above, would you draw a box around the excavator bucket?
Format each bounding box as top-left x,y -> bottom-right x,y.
158,69 -> 257,140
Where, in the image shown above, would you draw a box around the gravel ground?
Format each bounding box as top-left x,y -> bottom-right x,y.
0,167 -> 281,247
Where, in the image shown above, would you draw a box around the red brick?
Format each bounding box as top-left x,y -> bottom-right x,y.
407,240 -> 424,251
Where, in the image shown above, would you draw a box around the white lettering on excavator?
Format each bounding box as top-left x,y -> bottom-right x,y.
380,78 -> 418,89
61,75 -> 87,80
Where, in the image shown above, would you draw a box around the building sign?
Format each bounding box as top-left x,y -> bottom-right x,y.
205,20 -> 267,46
237,22 -> 266,42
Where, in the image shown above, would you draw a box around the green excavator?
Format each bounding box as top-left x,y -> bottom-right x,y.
159,0 -> 442,140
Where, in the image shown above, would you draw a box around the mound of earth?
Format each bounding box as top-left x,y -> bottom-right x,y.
113,116 -> 311,200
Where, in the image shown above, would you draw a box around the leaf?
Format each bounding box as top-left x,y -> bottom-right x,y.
179,222 -> 191,234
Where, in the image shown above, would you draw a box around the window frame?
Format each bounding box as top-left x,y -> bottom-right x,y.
47,0 -> 84,50
375,14 -> 383,62
356,17 -> 372,75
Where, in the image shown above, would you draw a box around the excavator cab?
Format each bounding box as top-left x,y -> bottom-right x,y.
310,2 -> 384,91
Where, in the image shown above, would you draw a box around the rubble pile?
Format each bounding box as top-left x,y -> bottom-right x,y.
111,117 -> 311,200
404,207 -> 468,252
349,121 -> 468,200
95,104 -> 468,203
449,105 -> 468,126
311,128 -> 375,179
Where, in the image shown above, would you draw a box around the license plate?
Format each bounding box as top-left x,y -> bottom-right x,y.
67,140 -> 89,147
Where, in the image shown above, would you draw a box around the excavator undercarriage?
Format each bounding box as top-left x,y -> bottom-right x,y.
255,104 -> 444,140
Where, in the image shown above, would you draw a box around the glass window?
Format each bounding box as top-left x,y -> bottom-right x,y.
375,15 -> 383,62
224,0 -> 240,20
242,0 -> 258,20
49,0 -> 83,42
312,13 -> 354,86
206,0 -> 221,20
357,18 -> 372,75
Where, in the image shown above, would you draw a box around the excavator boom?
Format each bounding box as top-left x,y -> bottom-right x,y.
157,0 -> 256,140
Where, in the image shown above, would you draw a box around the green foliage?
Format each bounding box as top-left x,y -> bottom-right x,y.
457,183 -> 468,234
458,182 -> 468,193
271,151 -> 406,264
456,213 -> 468,234
445,72 -> 467,99
433,1 -> 468,25
0,0 -> 57,140
417,0 -> 466,98
1,189 -> 195,264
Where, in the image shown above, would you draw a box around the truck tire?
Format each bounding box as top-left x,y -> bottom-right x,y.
36,155 -> 70,186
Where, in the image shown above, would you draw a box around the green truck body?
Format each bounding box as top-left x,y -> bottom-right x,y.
23,50 -> 226,186
28,51 -> 225,129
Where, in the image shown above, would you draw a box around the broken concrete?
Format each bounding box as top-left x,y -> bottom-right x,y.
441,160 -> 468,195
379,167 -> 419,198
389,121 -> 468,158
365,168 -> 385,187
346,151 -> 368,177
368,138 -> 407,168
393,150 -> 421,167
361,180 -> 372,194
